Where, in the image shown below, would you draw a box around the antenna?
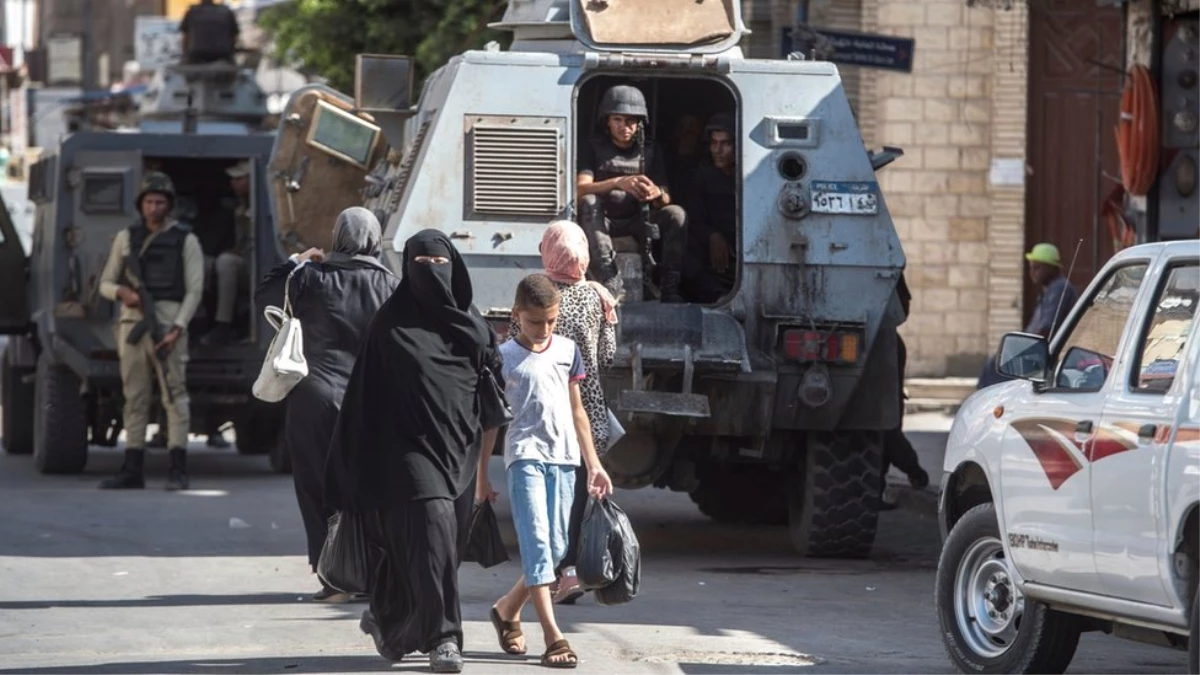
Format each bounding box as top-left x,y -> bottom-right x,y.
1048,238 -> 1084,340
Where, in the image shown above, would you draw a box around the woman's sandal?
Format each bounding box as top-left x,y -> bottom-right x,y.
540,639 -> 578,669
489,606 -> 527,655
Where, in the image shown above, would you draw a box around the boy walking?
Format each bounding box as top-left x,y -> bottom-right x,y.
476,274 -> 613,669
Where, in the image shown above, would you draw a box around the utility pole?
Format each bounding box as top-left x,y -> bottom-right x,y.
81,0 -> 95,93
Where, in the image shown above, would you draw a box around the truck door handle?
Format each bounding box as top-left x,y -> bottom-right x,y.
1138,424 -> 1157,441
1075,420 -> 1093,434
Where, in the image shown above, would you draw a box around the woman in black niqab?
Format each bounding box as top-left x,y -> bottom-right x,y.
325,228 -> 501,668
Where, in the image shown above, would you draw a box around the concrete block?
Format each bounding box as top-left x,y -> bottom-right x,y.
957,241 -> 990,263
950,122 -> 988,147
912,171 -> 950,194
925,98 -> 958,122
945,310 -> 987,336
925,147 -> 961,170
912,216 -> 951,241
949,217 -> 987,242
925,195 -> 960,217
948,264 -> 986,289
883,98 -> 926,122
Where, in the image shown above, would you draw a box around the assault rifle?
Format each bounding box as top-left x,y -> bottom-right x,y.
635,123 -> 660,284
123,253 -> 174,368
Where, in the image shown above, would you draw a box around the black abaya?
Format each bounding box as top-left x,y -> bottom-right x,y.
255,208 -> 398,572
325,229 -> 502,659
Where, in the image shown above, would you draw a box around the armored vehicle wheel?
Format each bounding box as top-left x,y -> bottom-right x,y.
787,430 -> 881,558
936,503 -> 1080,673
2,346 -> 34,454
689,465 -> 787,526
33,353 -> 89,474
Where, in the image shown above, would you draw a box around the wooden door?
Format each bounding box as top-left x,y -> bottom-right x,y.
1025,0 -> 1125,326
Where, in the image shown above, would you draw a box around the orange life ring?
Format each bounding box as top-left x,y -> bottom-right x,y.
1115,64 -> 1160,197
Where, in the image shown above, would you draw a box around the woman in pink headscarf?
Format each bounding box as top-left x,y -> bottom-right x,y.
507,219 -> 617,605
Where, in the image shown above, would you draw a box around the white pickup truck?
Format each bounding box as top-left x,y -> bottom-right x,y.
935,241 -> 1199,674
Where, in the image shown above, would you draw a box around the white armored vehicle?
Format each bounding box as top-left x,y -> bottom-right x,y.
268,0 -> 908,557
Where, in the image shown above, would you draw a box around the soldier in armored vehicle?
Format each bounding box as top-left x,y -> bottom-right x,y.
682,112 -> 736,304
576,84 -> 688,303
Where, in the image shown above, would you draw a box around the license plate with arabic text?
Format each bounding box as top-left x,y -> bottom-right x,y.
809,181 -> 880,215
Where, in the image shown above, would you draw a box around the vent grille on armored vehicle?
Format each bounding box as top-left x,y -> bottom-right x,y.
468,116 -> 565,218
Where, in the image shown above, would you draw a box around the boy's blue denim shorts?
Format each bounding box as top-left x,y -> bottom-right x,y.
507,459 -> 578,587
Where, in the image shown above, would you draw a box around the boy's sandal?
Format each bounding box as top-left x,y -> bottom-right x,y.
490,606 -> 527,655
540,639 -> 578,669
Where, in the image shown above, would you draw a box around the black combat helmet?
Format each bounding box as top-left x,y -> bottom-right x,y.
597,84 -> 648,120
137,172 -> 177,210
704,112 -> 735,139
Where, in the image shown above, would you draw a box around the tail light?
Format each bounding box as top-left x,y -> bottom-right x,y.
781,329 -> 860,364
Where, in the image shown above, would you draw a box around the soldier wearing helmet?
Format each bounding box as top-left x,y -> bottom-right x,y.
96,171 -> 206,491
576,84 -> 688,302
682,112 -> 737,303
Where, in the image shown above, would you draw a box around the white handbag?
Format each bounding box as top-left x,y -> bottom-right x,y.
252,263 -> 309,402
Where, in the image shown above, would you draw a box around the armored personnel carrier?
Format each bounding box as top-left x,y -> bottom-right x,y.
0,57 -> 336,474
267,0 -> 907,557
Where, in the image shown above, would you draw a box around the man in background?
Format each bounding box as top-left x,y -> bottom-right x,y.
976,242 -> 1080,389
179,0 -> 239,65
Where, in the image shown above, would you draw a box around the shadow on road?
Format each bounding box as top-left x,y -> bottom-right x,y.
0,592 -> 310,610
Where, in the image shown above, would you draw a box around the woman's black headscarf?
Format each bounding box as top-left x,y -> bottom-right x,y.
325,229 -> 495,511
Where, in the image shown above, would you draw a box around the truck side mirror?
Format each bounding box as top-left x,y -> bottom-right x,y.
996,332 -> 1049,383
355,54 -> 414,111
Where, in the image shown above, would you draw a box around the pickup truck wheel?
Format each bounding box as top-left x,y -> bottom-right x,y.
689,465 -> 787,526
32,353 -> 89,474
2,346 -> 34,454
936,503 -> 1080,673
787,430 -> 881,558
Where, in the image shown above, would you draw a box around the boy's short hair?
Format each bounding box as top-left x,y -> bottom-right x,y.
514,273 -> 561,311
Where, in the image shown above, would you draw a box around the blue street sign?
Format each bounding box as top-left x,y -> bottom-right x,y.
781,27 -> 915,73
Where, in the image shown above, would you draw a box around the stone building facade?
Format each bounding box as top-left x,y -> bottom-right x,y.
740,0 -> 1198,377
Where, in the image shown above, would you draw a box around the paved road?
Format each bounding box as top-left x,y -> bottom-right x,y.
0,416 -> 1188,674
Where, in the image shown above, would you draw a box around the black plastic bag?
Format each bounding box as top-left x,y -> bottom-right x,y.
576,497 -> 641,606
317,511 -> 374,595
463,500 -> 510,569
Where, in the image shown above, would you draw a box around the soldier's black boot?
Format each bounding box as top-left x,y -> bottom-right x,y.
659,271 -> 684,303
165,447 -> 189,491
99,448 -> 146,490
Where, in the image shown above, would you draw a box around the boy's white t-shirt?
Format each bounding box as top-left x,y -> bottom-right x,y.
498,335 -> 587,469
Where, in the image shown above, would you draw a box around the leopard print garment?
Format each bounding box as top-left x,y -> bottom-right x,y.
507,281 -> 616,452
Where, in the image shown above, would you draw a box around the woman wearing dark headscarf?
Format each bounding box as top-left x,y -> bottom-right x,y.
325,228 -> 504,673
255,207 -> 398,602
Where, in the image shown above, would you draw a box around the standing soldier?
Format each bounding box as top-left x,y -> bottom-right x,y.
97,173 -> 205,491
577,84 -> 688,302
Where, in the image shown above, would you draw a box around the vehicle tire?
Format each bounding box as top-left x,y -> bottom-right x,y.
2,346 -> 34,454
936,502 -> 1081,674
690,465 -> 787,526
787,430 -> 881,558
32,353 -> 89,474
